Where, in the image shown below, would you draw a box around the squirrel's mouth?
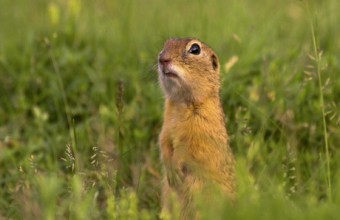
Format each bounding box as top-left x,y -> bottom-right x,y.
163,70 -> 178,78
159,65 -> 179,78
158,62 -> 180,79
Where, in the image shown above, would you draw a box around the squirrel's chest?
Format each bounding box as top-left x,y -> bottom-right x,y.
163,117 -> 210,161
166,117 -> 196,145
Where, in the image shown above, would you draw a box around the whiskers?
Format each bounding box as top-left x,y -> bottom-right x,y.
139,61 -> 159,82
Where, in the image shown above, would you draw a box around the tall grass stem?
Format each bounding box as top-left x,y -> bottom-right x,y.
48,40 -> 78,171
305,0 -> 332,201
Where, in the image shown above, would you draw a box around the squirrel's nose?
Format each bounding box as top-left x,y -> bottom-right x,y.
159,52 -> 171,65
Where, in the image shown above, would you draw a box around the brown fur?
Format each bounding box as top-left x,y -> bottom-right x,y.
158,38 -> 236,219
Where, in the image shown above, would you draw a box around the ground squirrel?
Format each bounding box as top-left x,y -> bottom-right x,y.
157,38 -> 236,219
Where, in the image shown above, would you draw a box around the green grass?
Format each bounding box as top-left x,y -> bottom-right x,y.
1,0 -> 340,219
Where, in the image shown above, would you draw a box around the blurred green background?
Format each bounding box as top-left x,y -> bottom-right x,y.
0,0 -> 339,219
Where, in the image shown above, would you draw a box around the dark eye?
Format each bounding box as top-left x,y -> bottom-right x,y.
188,43 -> 201,55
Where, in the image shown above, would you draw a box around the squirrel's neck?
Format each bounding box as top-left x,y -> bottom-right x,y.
164,96 -> 226,127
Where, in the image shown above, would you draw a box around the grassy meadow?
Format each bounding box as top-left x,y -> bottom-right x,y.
1,0 -> 340,219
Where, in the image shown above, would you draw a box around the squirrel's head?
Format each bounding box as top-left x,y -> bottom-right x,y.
158,38 -> 221,103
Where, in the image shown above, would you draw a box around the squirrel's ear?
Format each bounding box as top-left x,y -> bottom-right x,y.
211,54 -> 219,71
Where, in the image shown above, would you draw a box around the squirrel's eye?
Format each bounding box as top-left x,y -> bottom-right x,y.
188,43 -> 201,55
